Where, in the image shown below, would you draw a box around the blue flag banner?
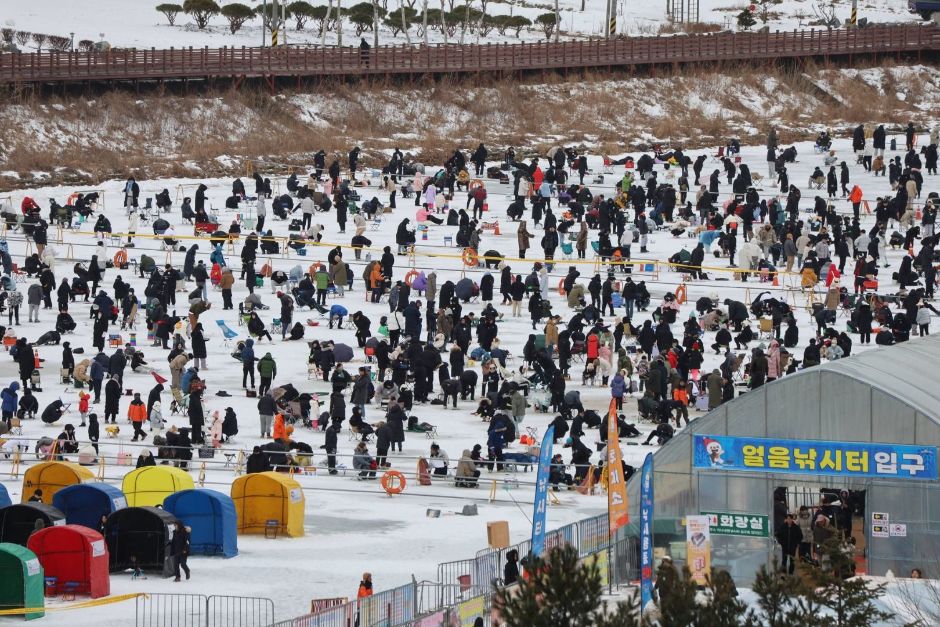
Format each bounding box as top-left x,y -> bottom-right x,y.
692,434 -> 938,481
639,452 -> 654,610
530,425 -> 555,558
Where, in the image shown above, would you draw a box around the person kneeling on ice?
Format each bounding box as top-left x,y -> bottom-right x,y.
329,304 -> 348,329
353,441 -> 377,479
455,449 -> 480,487
428,443 -> 449,476
549,453 -> 573,490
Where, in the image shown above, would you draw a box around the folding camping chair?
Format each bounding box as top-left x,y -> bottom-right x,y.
758,317 -> 774,340
215,320 -> 238,347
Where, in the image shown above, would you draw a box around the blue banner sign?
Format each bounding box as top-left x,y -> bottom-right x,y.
692,435 -> 938,481
639,453 -> 654,610
530,425 -> 555,558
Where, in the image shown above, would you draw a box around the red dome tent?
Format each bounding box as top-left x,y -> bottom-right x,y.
26,525 -> 110,599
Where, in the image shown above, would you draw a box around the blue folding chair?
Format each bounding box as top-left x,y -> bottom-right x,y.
215,320 -> 238,347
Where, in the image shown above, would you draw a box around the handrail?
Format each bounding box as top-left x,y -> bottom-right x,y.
0,24 -> 936,85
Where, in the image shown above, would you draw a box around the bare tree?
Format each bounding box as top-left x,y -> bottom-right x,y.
337,0 -> 343,46
554,0 -> 559,41
372,0 -> 380,47
14,31 -> 31,47
439,0 -> 448,44
422,0 -> 429,45
31,32 -> 47,51
460,0 -> 470,44
321,0 -> 334,46
811,2 -> 837,28
401,0 -> 412,44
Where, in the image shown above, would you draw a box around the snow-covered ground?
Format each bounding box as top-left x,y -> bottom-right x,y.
0,131 -> 936,624
0,0 -> 923,50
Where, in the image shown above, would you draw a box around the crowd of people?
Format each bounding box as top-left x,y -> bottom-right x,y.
0,124 -> 937,589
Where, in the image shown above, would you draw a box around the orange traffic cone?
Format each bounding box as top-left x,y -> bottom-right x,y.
34,351 -> 41,369
772,275 -> 779,287
493,221 -> 501,236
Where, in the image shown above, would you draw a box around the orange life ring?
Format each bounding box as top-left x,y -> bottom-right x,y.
469,179 -> 484,191
113,249 -> 128,268
381,470 -> 407,495
558,278 -> 567,296
675,283 -> 687,306
404,269 -> 419,287
462,248 -> 479,267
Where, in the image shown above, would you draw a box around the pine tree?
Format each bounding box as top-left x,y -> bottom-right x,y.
736,8 -> 756,30
806,536 -> 891,627
752,558 -> 808,627
696,570 -> 756,627
494,545 -> 640,627
655,562 -> 698,627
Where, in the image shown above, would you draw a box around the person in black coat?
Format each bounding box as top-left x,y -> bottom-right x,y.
352,312 -> 371,348
319,424 -> 338,474
61,342 -> 74,377
480,274 -> 494,302
373,422 -> 391,467
775,514 -> 803,575
246,445 -> 267,473
104,378 -> 122,424
108,349 -> 127,386
147,383 -> 163,416
171,521 -> 191,581
385,402 -> 406,451
16,341 -> 35,391
188,389 -> 205,444
567,436 -> 592,483
191,324 -> 207,369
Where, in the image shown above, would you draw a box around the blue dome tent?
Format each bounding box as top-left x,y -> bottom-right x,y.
52,483 -> 126,530
163,489 -> 238,557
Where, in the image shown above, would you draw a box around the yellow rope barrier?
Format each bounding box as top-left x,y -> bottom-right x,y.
25,227 -> 806,282
0,592 -> 143,615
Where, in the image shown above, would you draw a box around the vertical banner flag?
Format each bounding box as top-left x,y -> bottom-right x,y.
639,452 -> 654,610
607,400 -> 629,535
685,515 -> 712,585
531,425 -> 555,558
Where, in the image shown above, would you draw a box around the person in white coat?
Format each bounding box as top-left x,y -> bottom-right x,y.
127,207 -> 140,247
149,401 -> 164,434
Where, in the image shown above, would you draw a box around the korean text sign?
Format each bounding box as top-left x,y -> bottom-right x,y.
692,434 -> 938,480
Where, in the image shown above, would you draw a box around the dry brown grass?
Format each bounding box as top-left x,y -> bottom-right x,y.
0,60 -> 937,187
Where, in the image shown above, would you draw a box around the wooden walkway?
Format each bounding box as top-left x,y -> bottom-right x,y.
0,24 -> 937,85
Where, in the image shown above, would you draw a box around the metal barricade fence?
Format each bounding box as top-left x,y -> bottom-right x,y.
611,535 -> 640,586
357,581 -> 416,627
280,603 -> 353,627
206,595 -> 275,627
136,593 -> 208,627
578,514 -> 610,557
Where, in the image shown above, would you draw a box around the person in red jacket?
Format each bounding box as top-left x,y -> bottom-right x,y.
78,391 -> 91,427
586,333 -> 599,363
128,392 -> 148,441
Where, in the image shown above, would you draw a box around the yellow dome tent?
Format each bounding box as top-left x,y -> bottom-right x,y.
21,462 -> 94,504
230,472 -> 304,538
121,466 -> 194,507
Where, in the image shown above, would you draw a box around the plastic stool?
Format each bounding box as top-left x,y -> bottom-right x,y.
61,581 -> 80,601
44,577 -> 58,597
444,236 -> 453,247
264,519 -> 280,539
